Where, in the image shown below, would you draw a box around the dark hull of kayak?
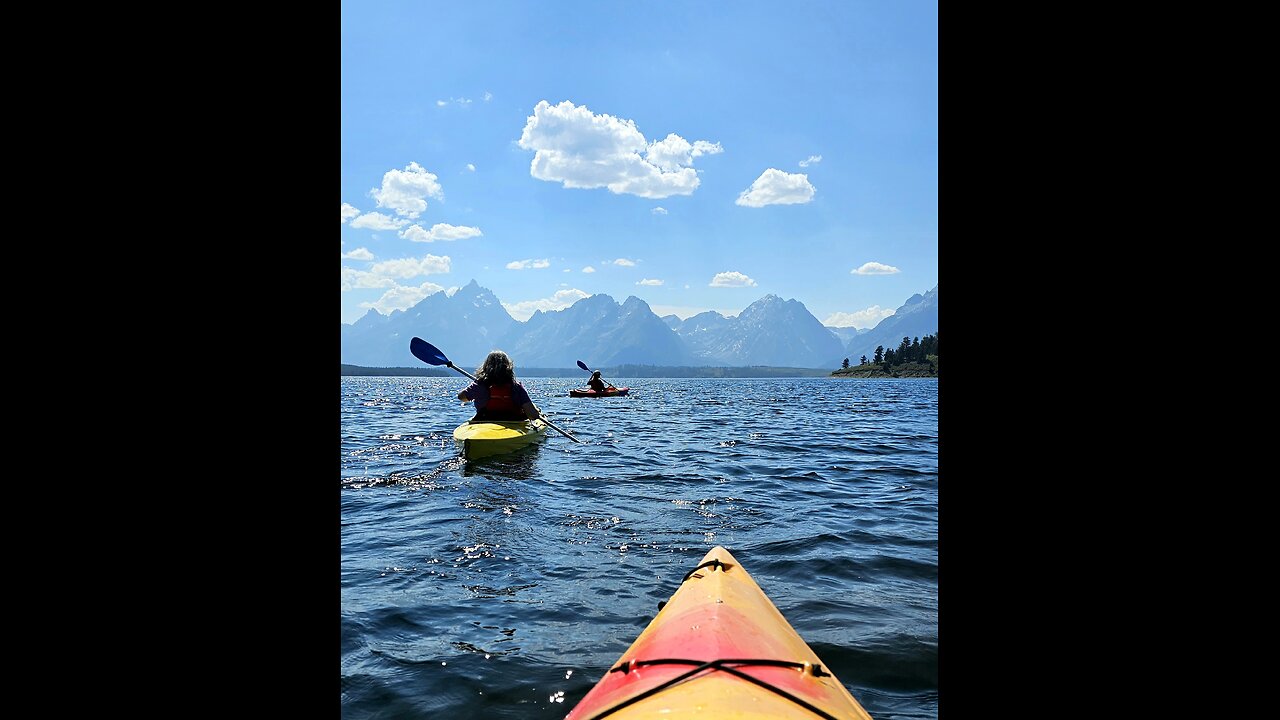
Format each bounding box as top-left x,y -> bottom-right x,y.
569,387 -> 630,398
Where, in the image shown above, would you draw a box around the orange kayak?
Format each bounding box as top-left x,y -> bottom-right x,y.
565,546 -> 873,719
568,386 -> 630,398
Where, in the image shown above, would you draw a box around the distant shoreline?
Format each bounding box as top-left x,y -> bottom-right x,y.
830,359 -> 937,378
341,363 -> 833,378
341,364 -> 452,377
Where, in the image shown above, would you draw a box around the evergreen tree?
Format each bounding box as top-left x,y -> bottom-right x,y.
911,336 -> 921,361
898,336 -> 911,361
921,333 -> 938,357
842,358 -> 850,369
860,355 -> 868,365
873,345 -> 884,363
884,348 -> 897,365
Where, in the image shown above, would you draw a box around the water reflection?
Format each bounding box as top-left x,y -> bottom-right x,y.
461,445 -> 542,480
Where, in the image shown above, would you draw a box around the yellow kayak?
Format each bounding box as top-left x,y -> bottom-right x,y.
565,546 -> 873,719
452,419 -> 547,460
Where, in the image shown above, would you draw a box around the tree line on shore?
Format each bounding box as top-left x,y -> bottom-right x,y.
839,332 -> 938,373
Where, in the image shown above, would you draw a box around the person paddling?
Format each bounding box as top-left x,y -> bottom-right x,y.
457,350 -> 545,422
587,370 -> 611,394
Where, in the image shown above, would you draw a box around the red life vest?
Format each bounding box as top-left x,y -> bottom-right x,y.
486,383 -> 515,413
478,382 -> 524,420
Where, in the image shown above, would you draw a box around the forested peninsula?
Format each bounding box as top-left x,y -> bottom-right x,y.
831,332 -> 938,378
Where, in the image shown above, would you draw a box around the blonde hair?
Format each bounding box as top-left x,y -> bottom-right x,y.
475,350 -> 515,386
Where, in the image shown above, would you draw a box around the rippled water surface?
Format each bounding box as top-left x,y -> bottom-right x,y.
341,377 -> 937,719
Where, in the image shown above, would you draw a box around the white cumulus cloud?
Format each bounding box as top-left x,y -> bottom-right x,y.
350,212 -> 408,230
608,258 -> 636,267
517,100 -> 721,199
399,223 -> 483,243
466,163 -> 476,172
852,262 -> 901,275
369,254 -> 451,279
582,266 -> 596,273
506,258 -> 551,270
341,247 -> 374,261
503,288 -> 591,321
824,306 -> 897,329
368,161 -> 444,218
341,267 -> 396,291
646,134 -> 724,172
709,271 -> 757,288
652,207 -> 668,215
483,92 -> 493,102
341,203 -> 360,223
735,169 -> 816,207
799,155 -> 823,167
360,281 -> 447,314
636,278 -> 664,286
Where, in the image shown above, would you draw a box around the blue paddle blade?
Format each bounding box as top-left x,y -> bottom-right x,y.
576,360 -> 591,372
410,337 -> 451,366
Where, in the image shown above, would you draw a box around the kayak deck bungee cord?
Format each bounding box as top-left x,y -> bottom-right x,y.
564,546 -> 873,719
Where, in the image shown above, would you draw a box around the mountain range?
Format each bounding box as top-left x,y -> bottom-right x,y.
341,279 -> 938,369
842,286 -> 939,363
825,326 -> 868,345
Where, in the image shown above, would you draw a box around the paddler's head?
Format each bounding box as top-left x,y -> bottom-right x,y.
476,350 -> 515,385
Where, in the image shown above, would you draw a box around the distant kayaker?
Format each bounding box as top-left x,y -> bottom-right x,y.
587,371 -> 608,393
457,350 -> 545,422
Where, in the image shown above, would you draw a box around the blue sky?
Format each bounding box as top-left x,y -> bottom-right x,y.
341,1 -> 936,328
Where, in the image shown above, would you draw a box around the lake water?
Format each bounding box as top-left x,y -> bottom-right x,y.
341,376 -> 938,719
